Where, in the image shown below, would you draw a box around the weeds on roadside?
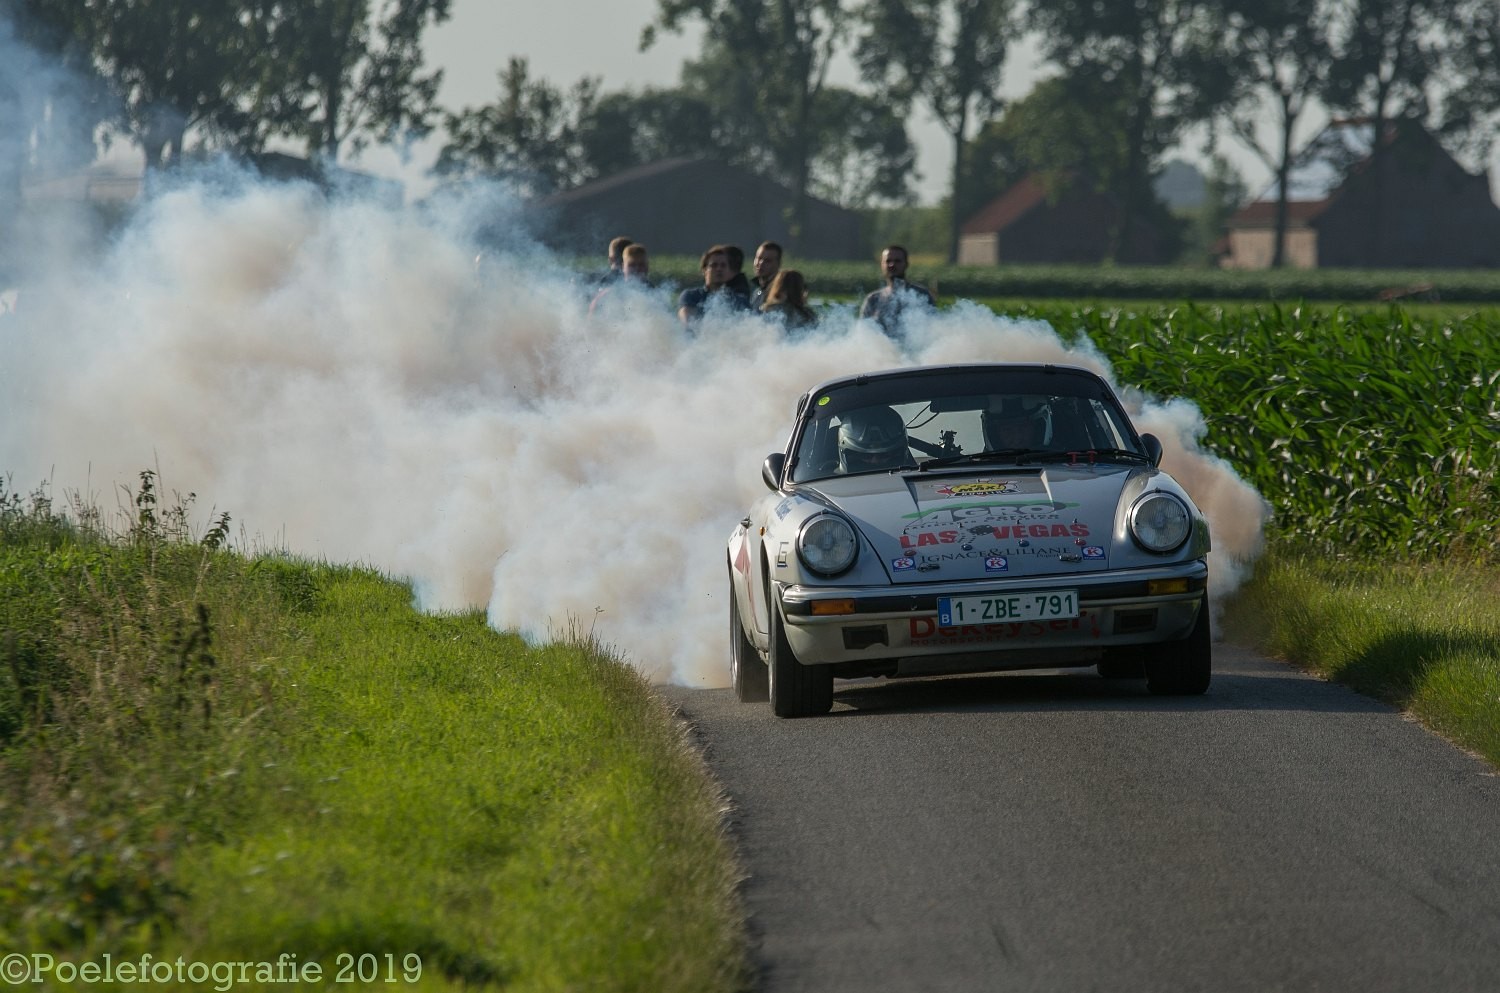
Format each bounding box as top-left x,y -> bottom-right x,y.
0,473 -> 274,952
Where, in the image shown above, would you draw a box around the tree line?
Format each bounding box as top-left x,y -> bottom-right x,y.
4,0 -> 1498,265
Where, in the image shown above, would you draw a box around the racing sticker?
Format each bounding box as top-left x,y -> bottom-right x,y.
911,477 -> 1043,502
1083,545 -> 1105,560
933,479 -> 1019,499
899,522 -> 1090,549
984,556 -> 1008,573
891,556 -> 916,572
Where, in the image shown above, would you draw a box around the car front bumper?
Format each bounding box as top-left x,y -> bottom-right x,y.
777,561 -> 1207,672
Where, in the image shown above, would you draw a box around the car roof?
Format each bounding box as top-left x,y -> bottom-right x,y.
799,362 -> 1111,399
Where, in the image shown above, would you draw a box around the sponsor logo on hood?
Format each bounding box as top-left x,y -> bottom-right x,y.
934,480 -> 1019,498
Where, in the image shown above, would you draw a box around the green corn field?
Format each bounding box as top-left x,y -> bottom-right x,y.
1016,301 -> 1498,560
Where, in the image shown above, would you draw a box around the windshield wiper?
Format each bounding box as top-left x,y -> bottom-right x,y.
917,448 -> 1038,470
1021,448 -> 1153,466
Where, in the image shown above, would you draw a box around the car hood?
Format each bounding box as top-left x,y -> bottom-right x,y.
800,467 -> 1142,583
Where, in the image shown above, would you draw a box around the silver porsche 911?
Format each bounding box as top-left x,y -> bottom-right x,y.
727,362 -> 1212,717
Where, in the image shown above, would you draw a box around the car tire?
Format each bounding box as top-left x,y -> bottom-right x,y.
768,600 -> 833,718
1145,595 -> 1212,696
730,587 -> 769,702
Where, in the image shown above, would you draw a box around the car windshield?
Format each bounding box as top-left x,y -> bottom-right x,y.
788,367 -> 1144,483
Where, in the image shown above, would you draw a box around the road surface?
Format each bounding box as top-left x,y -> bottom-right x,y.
661,644 -> 1500,993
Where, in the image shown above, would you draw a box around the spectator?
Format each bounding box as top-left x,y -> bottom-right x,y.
723,244 -> 753,304
759,269 -> 817,332
589,243 -> 651,316
678,245 -> 752,327
749,241 -> 783,309
599,235 -> 633,286
858,244 -> 934,336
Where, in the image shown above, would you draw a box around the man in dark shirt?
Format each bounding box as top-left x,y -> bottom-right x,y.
589,243 -> 652,316
598,235 -> 633,286
858,244 -> 935,336
677,245 -> 752,327
723,244 -> 753,304
748,241 -> 783,310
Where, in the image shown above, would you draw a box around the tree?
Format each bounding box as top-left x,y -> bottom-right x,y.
575,87 -> 733,180
806,86 -> 916,209
855,0 -> 1017,261
1214,0 -> 1335,267
0,0 -> 110,208
957,75 -> 1135,221
434,58 -> 599,196
1026,0 -> 1229,260
1438,0 -> 1500,171
260,0 -> 451,162
1178,153 -> 1248,265
643,0 -> 853,246
85,0 -> 269,170
1323,0 -> 1465,264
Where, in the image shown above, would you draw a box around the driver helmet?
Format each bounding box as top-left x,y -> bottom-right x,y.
837,406 -> 911,472
982,397 -> 1047,450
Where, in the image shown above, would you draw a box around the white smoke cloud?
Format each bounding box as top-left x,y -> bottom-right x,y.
0,175 -> 1269,687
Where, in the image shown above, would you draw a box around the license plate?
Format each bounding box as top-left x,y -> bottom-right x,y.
938,590 -> 1079,625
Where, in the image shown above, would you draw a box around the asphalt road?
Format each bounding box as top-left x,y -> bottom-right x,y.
659,644 -> 1500,993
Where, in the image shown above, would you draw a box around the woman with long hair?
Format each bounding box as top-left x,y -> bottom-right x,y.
759,269 -> 818,331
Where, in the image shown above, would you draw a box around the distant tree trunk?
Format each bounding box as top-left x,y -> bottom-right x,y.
946,100 -> 970,264
322,78 -> 343,160
1271,94 -> 1296,268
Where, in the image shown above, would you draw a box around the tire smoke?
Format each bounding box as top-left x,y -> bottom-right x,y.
0,178 -> 1269,686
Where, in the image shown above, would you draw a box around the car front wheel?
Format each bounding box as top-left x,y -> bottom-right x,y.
730,585 -> 769,702
768,600 -> 833,718
1145,595 -> 1212,695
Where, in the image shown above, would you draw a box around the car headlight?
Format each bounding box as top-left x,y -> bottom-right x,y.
797,514 -> 859,576
1129,492 -> 1191,553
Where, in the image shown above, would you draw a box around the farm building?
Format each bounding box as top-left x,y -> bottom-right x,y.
535,158 -> 863,261
1223,119 -> 1500,269
956,172 -> 1172,265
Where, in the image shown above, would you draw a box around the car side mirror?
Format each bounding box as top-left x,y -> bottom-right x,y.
762,453 -> 786,490
1140,433 -> 1164,467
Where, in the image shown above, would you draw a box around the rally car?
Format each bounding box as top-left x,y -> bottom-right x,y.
727,362 -> 1212,717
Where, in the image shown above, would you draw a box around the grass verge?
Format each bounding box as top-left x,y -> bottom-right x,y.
1222,547 -> 1500,767
0,478 -> 747,991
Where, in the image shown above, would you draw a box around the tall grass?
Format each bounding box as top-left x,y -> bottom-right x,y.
0,476 -> 747,991
1223,549 -> 1500,765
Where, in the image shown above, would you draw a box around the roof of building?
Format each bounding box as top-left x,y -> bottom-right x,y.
541,157 -> 704,206
1227,198 -> 1333,228
960,172 -> 1065,235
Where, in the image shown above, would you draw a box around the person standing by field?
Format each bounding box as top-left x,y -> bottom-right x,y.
677,245 -> 751,328
599,235 -> 633,286
759,269 -> 817,332
723,244 -> 753,305
589,243 -> 652,316
749,241 -> 783,310
858,244 -> 934,337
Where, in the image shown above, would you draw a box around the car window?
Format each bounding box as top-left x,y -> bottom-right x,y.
787,370 -> 1144,482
